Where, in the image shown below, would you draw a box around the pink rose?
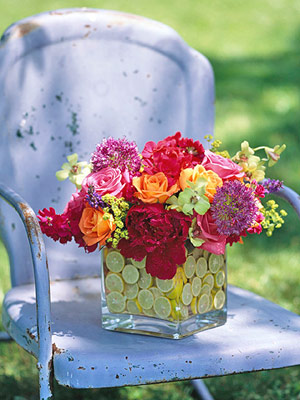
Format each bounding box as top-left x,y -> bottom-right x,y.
195,211 -> 227,254
202,150 -> 244,180
81,167 -> 126,198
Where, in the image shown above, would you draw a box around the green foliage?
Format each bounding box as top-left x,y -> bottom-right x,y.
1,0 -> 300,399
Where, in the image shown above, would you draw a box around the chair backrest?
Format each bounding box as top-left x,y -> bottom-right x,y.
0,8 -> 215,286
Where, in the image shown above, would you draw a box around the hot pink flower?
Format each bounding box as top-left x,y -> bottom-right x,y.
195,211 -> 227,254
81,167 -> 126,198
202,150 -> 244,181
118,203 -> 192,279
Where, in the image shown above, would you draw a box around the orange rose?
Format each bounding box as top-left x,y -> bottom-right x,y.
132,172 -> 179,204
179,164 -> 223,202
79,206 -> 116,246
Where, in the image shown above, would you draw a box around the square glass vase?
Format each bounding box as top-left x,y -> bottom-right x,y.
101,245 -> 227,339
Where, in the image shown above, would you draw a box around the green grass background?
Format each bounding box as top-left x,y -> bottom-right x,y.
1,0 -> 300,399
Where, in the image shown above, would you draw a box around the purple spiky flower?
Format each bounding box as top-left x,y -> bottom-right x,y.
211,180 -> 258,236
261,178 -> 283,194
86,186 -> 107,209
91,137 -> 142,178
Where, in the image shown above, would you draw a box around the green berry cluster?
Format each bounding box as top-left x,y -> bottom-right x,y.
261,200 -> 287,237
204,135 -> 230,158
102,194 -> 129,247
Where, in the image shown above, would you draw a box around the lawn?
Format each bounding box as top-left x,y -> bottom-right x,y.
1,0 -> 300,399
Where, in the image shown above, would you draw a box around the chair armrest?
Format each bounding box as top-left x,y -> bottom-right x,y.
0,182 -> 52,373
274,185 -> 300,219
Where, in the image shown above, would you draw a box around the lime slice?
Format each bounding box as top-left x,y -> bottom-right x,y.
150,287 -> 162,298
184,256 -> 196,279
154,296 -> 172,319
208,294 -> 213,312
106,291 -> 126,313
106,251 -> 125,273
192,247 -> 203,259
191,297 -> 198,314
127,299 -> 142,314
213,289 -> 226,310
208,254 -> 224,274
156,277 -> 174,293
177,266 -> 187,284
138,289 -> 154,310
170,299 -> 180,320
124,283 -> 139,300
203,273 -> 214,290
122,264 -> 139,284
138,268 -> 153,289
167,268 -> 184,300
191,276 -> 202,297
196,257 -> 207,278
198,294 -> 210,314
181,283 -> 193,306
178,302 -> 189,319
143,307 -> 156,317
200,284 -> 211,296
214,270 -> 226,288
131,257 -> 146,269
203,250 -> 210,260
105,273 -> 124,293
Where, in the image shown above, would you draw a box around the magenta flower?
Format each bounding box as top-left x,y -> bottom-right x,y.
261,178 -> 283,194
211,180 -> 258,236
91,137 -> 142,178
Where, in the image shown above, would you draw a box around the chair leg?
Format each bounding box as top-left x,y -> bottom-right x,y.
192,379 -> 214,400
0,331 -> 12,341
38,361 -> 54,400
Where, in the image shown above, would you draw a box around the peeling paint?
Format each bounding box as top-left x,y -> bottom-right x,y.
8,22 -> 40,40
19,202 -> 42,258
52,343 -> 65,355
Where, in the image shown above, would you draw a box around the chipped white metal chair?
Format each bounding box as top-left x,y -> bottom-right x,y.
0,9 -> 300,400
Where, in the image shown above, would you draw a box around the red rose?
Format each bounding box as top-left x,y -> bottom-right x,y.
141,132 -> 205,186
118,203 -> 192,279
196,211 -> 227,254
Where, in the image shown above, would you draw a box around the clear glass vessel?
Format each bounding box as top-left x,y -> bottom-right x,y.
101,245 -> 227,339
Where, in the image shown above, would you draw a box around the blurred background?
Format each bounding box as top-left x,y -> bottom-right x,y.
0,0 -> 299,399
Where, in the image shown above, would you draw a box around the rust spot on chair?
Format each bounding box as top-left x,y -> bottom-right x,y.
78,366 -> 86,370
9,22 -> 40,40
52,343 -> 65,354
19,202 -> 42,257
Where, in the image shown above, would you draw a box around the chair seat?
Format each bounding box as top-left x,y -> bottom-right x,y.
3,278 -> 300,389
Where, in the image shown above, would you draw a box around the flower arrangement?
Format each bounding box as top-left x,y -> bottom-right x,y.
38,132 -> 286,280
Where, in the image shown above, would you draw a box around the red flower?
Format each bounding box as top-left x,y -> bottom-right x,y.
141,132 -> 205,186
118,203 -> 192,279
38,207 -> 72,244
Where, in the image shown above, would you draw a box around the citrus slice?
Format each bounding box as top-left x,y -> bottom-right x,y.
150,287 -> 162,298
138,268 -> 152,289
154,297 -> 172,319
156,277 -> 174,293
167,269 -> 184,300
213,289 -> 226,310
143,307 -> 156,317
191,297 -> 198,314
138,289 -> 154,310
124,283 -> 139,300
105,273 -> 124,293
181,283 -> 193,306
200,284 -> 211,295
131,257 -> 146,269
203,273 -> 214,290
203,250 -> 210,260
196,257 -> 207,278
177,266 -> 187,284
198,294 -> 210,314
208,254 -> 224,274
214,270 -> 226,288
192,247 -> 203,259
127,299 -> 142,314
191,276 -> 202,297
122,264 -> 139,284
184,256 -> 196,279
106,251 -> 125,273
106,291 -> 126,313
208,294 -> 213,312
178,302 -> 189,319
170,300 -> 180,320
